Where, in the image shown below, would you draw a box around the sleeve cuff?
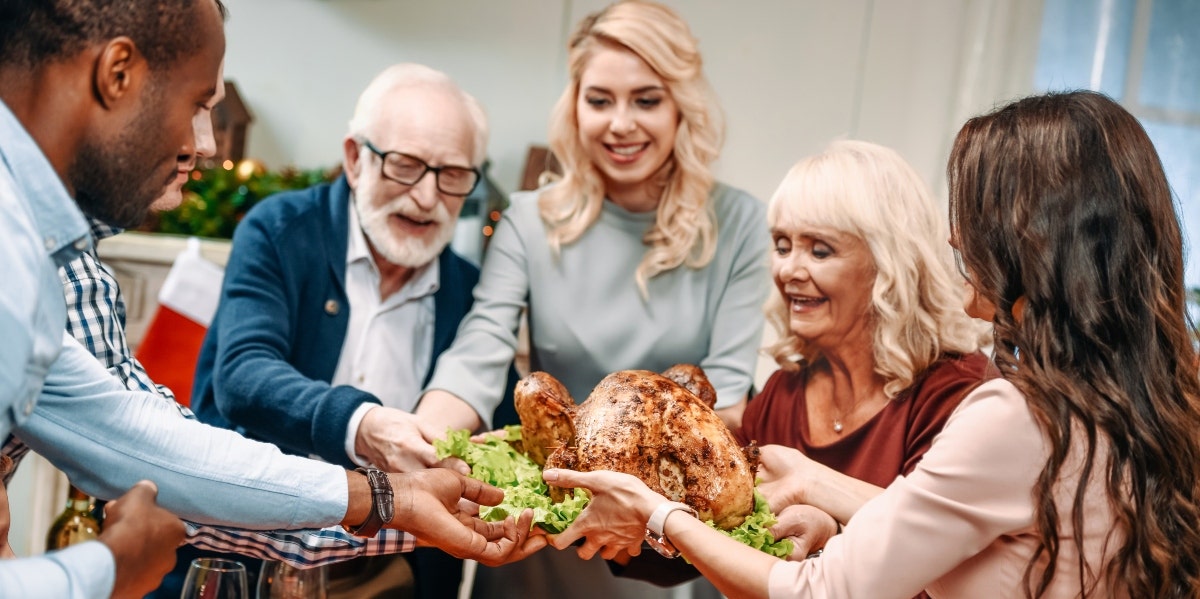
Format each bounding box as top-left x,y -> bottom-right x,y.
49,541 -> 116,598
345,403 -> 378,467
418,386 -> 493,431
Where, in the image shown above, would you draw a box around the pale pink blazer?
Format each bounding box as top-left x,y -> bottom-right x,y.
770,379 -> 1123,598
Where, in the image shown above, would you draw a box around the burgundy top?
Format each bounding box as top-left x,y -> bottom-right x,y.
736,352 -> 991,486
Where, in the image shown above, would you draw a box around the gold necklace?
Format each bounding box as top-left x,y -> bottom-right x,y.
824,398 -> 852,434
830,401 -> 859,434
831,391 -> 886,434
829,401 -> 849,433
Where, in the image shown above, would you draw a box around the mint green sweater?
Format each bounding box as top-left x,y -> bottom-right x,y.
426,183 -> 769,426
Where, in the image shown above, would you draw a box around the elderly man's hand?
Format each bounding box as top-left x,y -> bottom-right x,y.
387,469 -> 546,566
355,406 -> 465,474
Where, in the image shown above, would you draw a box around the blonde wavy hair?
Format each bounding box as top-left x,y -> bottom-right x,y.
539,0 -> 723,295
765,140 -> 989,398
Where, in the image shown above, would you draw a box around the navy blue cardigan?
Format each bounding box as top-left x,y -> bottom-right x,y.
192,176 -> 515,467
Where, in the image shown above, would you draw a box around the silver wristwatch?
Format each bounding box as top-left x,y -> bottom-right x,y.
644,501 -> 697,559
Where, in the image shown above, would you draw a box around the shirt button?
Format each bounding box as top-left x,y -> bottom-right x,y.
44,237 -> 56,250
356,374 -> 365,384
23,399 -> 34,416
73,238 -> 88,251
325,300 -> 340,315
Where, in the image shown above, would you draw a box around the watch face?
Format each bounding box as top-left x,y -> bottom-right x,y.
643,501 -> 697,559
644,533 -> 680,559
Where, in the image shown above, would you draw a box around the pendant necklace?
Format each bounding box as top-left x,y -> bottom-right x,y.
830,401 -> 856,434
831,391 -> 884,434
830,403 -> 849,436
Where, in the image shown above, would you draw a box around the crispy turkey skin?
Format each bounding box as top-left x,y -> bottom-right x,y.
515,366 -> 755,529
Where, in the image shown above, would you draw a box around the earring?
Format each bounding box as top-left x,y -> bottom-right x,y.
1011,296 -> 1028,323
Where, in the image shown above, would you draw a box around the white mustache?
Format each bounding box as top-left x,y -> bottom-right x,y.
383,196 -> 446,226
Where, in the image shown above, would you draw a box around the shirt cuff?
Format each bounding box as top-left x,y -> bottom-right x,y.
345,403 -> 378,467
51,541 -> 117,598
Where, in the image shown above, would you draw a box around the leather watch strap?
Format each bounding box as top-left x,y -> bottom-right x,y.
347,467 -> 394,538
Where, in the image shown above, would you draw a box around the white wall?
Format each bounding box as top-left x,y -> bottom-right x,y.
222,0 -> 1044,203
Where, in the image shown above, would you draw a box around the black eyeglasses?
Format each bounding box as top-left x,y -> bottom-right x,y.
360,139 -> 481,197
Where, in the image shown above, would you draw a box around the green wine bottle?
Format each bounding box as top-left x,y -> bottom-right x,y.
45,485 -> 101,550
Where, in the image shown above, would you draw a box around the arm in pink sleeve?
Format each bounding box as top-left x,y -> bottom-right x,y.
768,379 -> 1044,598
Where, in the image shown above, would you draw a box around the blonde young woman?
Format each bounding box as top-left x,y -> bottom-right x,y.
418,1 -> 768,597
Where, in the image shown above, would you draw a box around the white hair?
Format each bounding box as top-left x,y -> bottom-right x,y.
765,140 -> 990,397
347,63 -> 490,165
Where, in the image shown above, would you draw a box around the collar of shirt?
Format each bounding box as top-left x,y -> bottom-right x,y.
345,197 -> 440,305
0,100 -> 91,265
87,216 -> 124,244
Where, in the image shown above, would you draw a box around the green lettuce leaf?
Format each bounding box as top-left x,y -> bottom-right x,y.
436,426 -> 793,554
704,490 -> 793,558
434,426 -> 588,533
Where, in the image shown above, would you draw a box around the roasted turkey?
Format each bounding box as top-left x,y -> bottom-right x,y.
515,365 -> 757,529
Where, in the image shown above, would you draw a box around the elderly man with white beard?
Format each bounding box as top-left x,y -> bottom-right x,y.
191,63 -> 517,599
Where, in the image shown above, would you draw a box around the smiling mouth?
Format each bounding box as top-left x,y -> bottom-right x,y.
789,296 -> 827,311
604,143 -> 649,163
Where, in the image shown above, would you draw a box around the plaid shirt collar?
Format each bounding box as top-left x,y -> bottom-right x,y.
88,217 -> 124,245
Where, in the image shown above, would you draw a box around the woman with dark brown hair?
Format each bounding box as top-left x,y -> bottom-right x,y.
541,91 -> 1200,598
945,89 -> 1200,597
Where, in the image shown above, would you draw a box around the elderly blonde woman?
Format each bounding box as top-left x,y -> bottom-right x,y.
734,140 -> 991,554
614,141 -> 991,591
419,0 -> 768,596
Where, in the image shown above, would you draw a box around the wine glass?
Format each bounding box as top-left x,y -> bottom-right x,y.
256,560 -> 327,599
180,558 -> 249,599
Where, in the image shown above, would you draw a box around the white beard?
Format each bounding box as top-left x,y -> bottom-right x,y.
354,180 -> 455,268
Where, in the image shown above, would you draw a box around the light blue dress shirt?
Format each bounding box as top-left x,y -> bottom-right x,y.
0,101 -> 348,597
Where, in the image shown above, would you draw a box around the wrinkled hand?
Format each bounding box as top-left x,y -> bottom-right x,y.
356,407 -> 463,474
100,481 -> 186,599
770,504 -> 838,560
388,469 -> 545,566
756,445 -> 813,514
543,469 -> 664,561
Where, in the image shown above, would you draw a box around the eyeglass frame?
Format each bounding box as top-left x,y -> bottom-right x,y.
358,138 -> 482,197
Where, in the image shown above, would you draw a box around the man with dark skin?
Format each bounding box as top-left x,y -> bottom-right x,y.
0,2 -> 540,596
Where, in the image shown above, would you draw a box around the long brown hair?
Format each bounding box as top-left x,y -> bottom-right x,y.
948,90 -> 1200,597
